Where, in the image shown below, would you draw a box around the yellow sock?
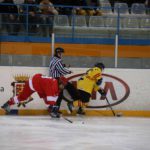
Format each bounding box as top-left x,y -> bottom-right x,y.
73,100 -> 80,107
73,101 -> 88,108
82,102 -> 88,108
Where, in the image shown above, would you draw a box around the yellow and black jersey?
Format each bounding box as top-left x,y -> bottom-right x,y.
77,67 -> 102,94
85,67 -> 102,80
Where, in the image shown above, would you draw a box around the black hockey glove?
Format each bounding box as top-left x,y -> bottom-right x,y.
17,97 -> 33,108
17,102 -> 26,107
98,89 -> 106,98
96,78 -> 103,86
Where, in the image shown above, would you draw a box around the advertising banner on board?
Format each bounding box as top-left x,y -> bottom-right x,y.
0,66 -> 150,111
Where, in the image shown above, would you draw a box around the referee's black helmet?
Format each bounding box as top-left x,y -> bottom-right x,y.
94,62 -> 105,70
55,47 -> 64,54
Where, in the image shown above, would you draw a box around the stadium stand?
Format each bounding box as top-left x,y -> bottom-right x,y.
0,1 -> 150,68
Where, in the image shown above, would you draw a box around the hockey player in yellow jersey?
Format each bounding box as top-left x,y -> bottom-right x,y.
68,62 -> 106,115
77,63 -> 103,94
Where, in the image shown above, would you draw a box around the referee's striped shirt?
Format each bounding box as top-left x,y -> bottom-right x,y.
49,56 -> 71,78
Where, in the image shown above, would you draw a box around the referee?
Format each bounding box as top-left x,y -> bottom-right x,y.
49,47 -> 79,117
49,47 -> 72,78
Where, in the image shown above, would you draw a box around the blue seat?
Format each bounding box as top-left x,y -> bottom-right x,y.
13,0 -> 24,4
89,16 -> 105,27
140,18 -> 150,29
114,3 -> 129,14
71,15 -> 87,27
122,17 -> 139,28
131,3 -> 146,15
100,2 -> 113,14
54,15 -> 69,26
105,15 -> 118,28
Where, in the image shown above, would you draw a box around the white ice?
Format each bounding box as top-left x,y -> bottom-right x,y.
0,116 -> 150,150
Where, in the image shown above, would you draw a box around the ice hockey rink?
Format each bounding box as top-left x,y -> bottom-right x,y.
0,116 -> 150,150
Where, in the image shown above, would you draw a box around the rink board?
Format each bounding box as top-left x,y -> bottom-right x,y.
0,66 -> 150,117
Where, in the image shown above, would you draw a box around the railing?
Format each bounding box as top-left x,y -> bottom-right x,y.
0,3 -> 149,42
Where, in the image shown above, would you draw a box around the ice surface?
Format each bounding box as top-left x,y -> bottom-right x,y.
0,116 -> 150,150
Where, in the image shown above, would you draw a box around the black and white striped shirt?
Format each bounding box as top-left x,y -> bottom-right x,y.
49,56 -> 71,78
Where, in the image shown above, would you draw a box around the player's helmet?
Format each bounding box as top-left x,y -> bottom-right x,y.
55,47 -> 64,54
94,62 -> 105,70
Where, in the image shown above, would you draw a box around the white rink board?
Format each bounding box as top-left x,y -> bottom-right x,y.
0,66 -> 150,111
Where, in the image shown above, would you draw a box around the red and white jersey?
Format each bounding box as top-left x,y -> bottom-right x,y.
29,74 -> 59,103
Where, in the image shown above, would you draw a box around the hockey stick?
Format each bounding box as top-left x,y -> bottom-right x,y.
62,116 -> 73,123
62,116 -> 86,124
105,97 -> 116,116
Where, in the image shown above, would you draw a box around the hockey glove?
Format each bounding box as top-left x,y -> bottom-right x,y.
98,89 -> 106,98
96,78 -> 103,86
17,97 -> 33,108
17,102 -> 26,107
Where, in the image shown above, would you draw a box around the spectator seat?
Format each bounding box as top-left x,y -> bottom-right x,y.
131,3 -> 146,15
140,18 -> 150,29
71,15 -> 87,27
54,15 -> 69,26
100,2 -> 113,14
89,16 -> 105,27
105,15 -> 118,28
122,17 -> 139,28
114,2 -> 129,14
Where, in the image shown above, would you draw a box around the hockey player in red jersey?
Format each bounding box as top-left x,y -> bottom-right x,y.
1,73 -> 66,118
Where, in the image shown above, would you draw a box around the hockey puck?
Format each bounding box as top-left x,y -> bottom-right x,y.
116,112 -> 123,117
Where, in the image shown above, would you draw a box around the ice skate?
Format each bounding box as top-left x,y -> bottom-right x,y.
77,107 -> 85,115
1,101 -> 11,113
50,106 -> 60,118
